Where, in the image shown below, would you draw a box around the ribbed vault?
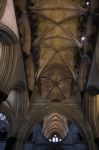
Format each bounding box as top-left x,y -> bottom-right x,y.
0,0 -> 98,150
42,113 -> 69,140
30,0 -> 87,143
38,63 -> 78,101
13,0 -> 96,149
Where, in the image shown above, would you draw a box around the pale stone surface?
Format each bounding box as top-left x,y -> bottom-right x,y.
1,0 -> 19,37
0,43 -> 2,60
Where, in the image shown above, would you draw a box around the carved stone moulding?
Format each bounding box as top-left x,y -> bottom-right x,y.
0,24 -> 19,94
84,93 -> 99,138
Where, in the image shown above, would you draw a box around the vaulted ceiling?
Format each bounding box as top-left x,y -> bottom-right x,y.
0,0 -> 98,149
25,0 -> 87,139
13,0 -> 98,144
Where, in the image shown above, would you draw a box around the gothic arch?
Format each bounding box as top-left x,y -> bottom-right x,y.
0,24 -> 19,94
15,103 -> 95,150
0,87 -> 29,138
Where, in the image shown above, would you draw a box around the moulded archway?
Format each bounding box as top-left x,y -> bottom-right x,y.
15,103 -> 96,150
0,23 -> 19,95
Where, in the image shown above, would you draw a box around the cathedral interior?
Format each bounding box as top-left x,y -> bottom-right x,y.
0,0 -> 99,150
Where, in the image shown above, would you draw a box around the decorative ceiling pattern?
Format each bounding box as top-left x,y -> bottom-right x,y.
42,113 -> 69,139
31,0 -> 87,102
0,0 -> 98,149
28,0 -> 89,140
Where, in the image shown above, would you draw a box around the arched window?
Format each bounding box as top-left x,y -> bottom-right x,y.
49,135 -> 62,143
0,113 -> 9,140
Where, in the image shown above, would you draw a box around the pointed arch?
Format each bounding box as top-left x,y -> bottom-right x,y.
0,24 -> 19,94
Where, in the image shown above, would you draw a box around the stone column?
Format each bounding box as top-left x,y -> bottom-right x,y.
87,55 -> 99,95
15,139 -> 25,150
95,138 -> 99,150
5,137 -> 17,150
0,91 -> 7,105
